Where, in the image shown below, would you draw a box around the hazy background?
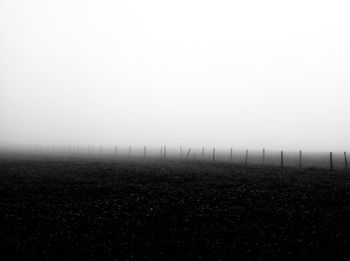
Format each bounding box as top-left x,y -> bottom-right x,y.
1,0 -> 349,151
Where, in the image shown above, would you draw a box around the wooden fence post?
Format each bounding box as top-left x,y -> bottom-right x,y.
345,152 -> 348,170
180,146 -> 183,159
299,150 -> 302,169
187,148 -> 191,159
212,148 -> 215,162
244,150 -> 248,166
144,146 -> 147,160
330,152 -> 333,171
281,150 -> 284,168
114,146 -> 118,155
230,148 -> 233,161
202,147 -> 205,160
128,146 -> 131,157
262,148 -> 265,165
160,146 -> 163,157
163,146 -> 166,158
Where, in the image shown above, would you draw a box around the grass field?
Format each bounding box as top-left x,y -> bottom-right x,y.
1,154 -> 350,260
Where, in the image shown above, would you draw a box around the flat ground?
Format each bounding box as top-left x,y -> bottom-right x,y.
1,155 -> 350,260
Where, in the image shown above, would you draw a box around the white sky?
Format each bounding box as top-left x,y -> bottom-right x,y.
1,0 -> 349,151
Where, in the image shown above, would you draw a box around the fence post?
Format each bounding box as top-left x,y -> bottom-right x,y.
345,152 -> 348,170
230,148 -> 233,161
281,150 -> 284,168
164,146 -> 167,158
202,147 -> 205,160
262,148 -> 265,165
114,146 -> 118,155
180,146 -> 183,159
245,150 -> 248,166
128,146 -> 131,157
330,152 -> 333,171
187,148 -> 191,159
212,148 -> 215,162
299,150 -> 302,169
144,146 -> 147,160
160,146 -> 163,157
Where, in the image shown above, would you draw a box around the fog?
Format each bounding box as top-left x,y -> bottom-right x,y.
1,0 -> 349,152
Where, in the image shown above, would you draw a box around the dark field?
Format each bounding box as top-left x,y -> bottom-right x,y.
1,155 -> 350,260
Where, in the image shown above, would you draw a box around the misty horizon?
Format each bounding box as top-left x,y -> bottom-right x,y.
1,0 -> 349,152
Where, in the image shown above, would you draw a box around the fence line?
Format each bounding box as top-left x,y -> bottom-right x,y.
25,145 -> 349,171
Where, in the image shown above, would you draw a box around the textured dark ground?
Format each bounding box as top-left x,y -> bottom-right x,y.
1,155 -> 350,260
